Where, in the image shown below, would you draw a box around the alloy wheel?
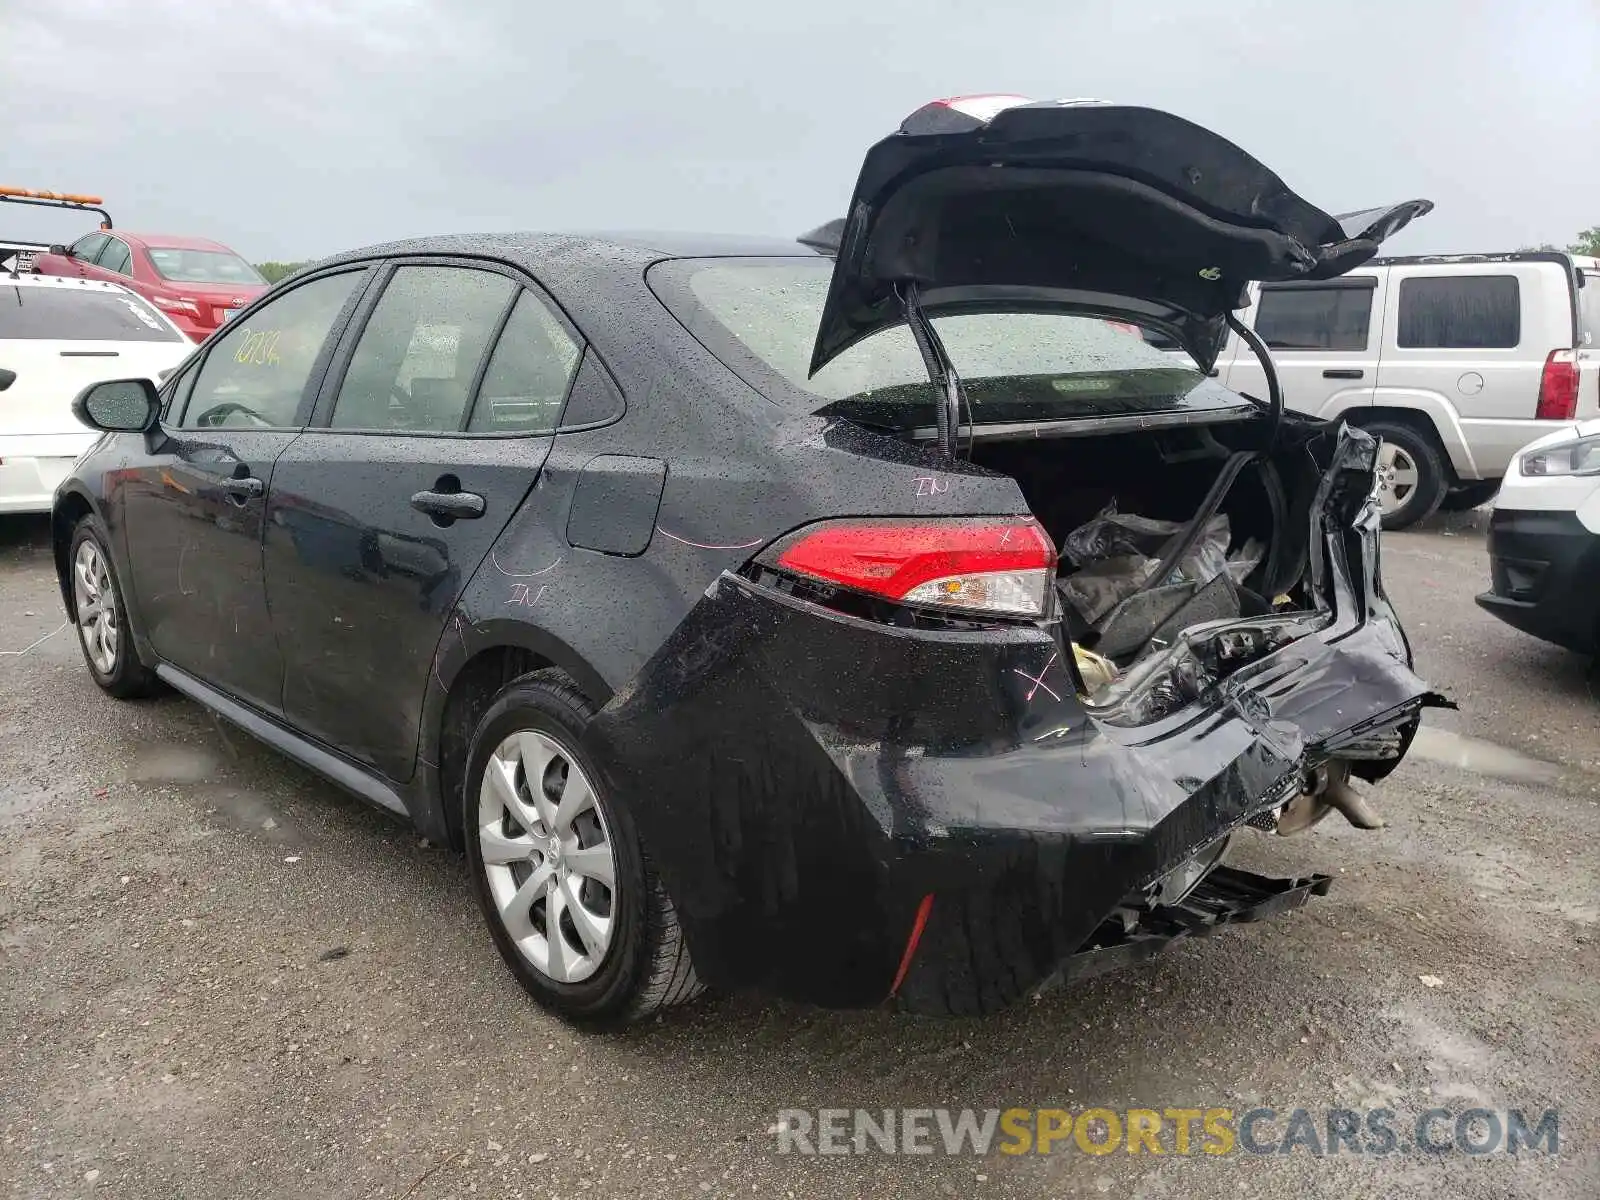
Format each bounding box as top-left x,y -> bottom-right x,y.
1375,442 -> 1419,518
477,730 -> 617,984
73,539 -> 119,675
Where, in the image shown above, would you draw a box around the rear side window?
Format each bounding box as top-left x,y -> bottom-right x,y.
180,271 -> 361,429
331,266 -> 514,433
1397,275 -> 1520,349
0,285 -> 182,341
467,290 -> 582,433
1254,282 -> 1374,351
98,239 -> 133,276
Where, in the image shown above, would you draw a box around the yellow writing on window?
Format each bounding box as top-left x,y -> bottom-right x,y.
233,328 -> 282,367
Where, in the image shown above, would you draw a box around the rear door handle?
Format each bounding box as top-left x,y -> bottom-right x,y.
411,489 -> 486,520
1322,368 -> 1364,379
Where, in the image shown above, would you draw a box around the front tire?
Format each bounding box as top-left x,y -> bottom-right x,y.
1364,419 -> 1448,531
68,516 -> 157,699
462,670 -> 702,1025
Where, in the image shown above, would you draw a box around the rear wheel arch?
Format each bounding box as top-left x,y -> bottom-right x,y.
432,633 -> 612,850
1346,410 -> 1452,529
1345,406 -> 1452,460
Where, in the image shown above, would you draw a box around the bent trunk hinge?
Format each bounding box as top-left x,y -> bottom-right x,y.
898,280 -> 966,460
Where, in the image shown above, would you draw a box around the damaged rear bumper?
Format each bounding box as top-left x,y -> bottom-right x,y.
1048,866 -> 1332,989
585,425 -> 1441,1013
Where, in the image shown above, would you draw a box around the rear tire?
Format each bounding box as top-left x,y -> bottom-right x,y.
462,669 -> 703,1025
1440,479 -> 1501,512
68,516 -> 158,699
1363,419 -> 1448,531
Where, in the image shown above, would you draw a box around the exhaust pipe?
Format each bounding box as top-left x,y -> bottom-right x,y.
1272,760 -> 1385,836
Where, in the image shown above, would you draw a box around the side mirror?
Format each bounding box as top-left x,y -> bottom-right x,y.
49,244 -> 69,256
73,378 -> 161,433
0,368 -> 15,392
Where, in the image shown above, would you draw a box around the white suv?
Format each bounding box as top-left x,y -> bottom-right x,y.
1187,252 -> 1599,529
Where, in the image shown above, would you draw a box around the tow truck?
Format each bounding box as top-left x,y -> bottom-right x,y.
0,185 -> 113,276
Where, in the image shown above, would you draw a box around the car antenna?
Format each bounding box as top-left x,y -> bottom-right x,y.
1225,310 -> 1284,450
897,280 -> 966,460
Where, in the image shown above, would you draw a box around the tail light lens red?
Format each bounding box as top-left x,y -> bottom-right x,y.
762,517 -> 1056,617
150,293 -> 200,317
1536,349 -> 1579,420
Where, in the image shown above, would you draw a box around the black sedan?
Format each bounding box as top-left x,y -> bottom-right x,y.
54,97 -> 1442,1024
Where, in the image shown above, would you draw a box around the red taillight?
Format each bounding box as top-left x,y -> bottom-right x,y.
1536,349 -> 1579,420
150,293 -> 200,316
766,517 -> 1056,617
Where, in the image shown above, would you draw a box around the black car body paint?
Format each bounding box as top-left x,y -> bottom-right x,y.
584,420 -> 1441,1011
52,102 -> 1442,1015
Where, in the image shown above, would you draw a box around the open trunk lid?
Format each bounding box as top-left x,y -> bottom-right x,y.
810,97 -> 1431,375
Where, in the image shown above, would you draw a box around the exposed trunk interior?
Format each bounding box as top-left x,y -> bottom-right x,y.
969,418 -> 1319,670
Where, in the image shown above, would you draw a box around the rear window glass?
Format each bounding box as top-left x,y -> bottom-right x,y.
1254,282 -> 1374,351
1397,275 -> 1520,349
650,257 -> 1249,428
0,285 -> 182,341
147,248 -> 265,286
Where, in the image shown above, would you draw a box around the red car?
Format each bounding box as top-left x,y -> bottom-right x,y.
30,230 -> 268,342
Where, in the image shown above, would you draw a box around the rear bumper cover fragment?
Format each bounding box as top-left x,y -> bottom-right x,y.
1043,867 -> 1333,990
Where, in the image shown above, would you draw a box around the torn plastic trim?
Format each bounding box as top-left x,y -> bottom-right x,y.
1045,867 -> 1333,989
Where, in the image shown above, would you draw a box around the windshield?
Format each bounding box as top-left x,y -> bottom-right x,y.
147,247 -> 264,285
650,257 -> 1248,427
0,285 -> 182,341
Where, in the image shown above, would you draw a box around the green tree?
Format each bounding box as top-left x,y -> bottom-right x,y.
254,260 -> 309,284
1569,228 -> 1600,257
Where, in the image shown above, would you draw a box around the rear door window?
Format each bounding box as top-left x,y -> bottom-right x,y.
330,265 -> 514,433
1254,281 -> 1375,350
98,239 -> 134,276
1397,275 -> 1520,349
0,285 -> 182,341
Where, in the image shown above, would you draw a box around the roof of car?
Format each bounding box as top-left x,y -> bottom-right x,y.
318,230 -> 823,269
112,232 -> 236,252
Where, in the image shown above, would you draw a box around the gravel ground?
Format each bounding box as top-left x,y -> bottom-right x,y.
2,509 -> 1597,1199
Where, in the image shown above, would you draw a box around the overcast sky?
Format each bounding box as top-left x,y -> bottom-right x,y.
3,0 -> 1596,264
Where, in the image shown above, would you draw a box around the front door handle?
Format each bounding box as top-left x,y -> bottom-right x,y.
411,489 -> 486,520
1322,368 -> 1364,379
223,475 -> 265,499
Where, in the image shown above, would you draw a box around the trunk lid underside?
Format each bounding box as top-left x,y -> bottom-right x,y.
810,99 -> 1430,374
